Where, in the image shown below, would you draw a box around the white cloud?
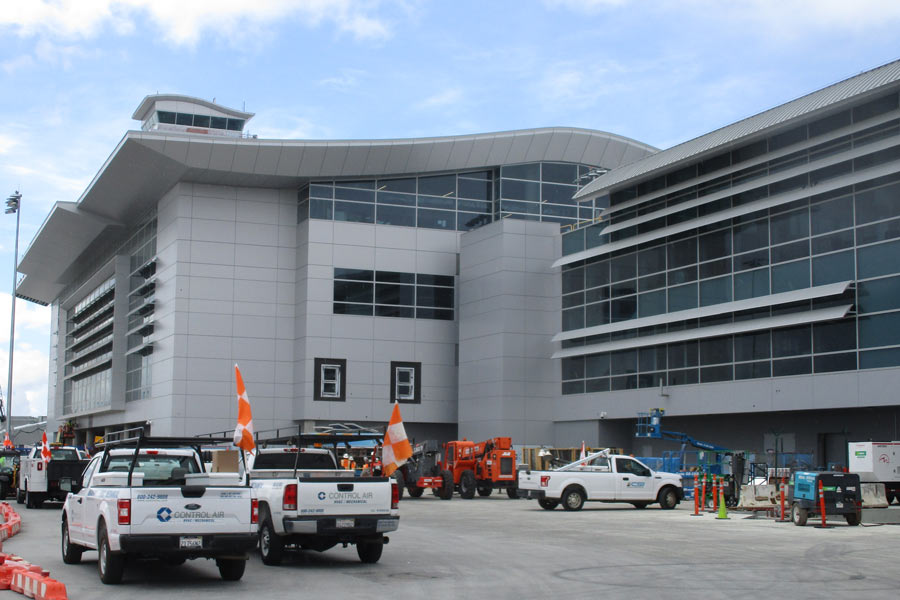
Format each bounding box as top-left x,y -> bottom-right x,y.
1,0 -> 394,46
543,0 -> 629,10
416,88 -> 465,111
317,69 -> 367,91
0,344 -> 49,417
0,135 -> 16,155
0,293 -> 52,339
0,294 -> 51,417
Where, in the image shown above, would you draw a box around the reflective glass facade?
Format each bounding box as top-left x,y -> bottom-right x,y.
560,90 -> 900,395
299,162 -> 604,233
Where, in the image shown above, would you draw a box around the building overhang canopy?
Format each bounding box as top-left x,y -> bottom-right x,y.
17,126 -> 656,305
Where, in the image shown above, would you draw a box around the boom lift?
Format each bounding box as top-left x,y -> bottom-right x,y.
636,409 -> 745,505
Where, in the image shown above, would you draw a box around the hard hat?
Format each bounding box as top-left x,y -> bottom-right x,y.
343,453 -> 349,458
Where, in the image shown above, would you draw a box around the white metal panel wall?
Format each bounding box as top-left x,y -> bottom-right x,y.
458,219 -> 561,446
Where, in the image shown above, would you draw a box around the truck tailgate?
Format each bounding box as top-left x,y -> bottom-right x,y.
297,479 -> 392,516
130,487 -> 254,534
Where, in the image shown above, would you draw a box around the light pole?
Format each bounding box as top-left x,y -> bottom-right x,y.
5,191 -> 21,444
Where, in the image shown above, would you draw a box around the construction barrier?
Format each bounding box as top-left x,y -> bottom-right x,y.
736,484 -> 778,510
0,503 -> 69,600
861,483 -> 889,508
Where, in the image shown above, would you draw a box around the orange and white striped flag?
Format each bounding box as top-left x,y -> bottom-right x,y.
233,364 -> 255,454
40,431 -> 51,464
382,403 -> 413,477
3,432 -> 12,449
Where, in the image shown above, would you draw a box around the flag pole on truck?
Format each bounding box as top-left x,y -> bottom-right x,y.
233,364 -> 255,482
382,403 -> 412,477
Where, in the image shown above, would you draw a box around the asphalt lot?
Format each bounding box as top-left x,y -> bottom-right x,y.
5,495 -> 900,600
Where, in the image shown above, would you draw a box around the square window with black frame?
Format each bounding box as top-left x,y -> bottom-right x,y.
314,358 -> 347,401
390,361 -> 421,403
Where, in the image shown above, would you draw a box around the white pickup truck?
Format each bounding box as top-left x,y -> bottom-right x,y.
250,445 -> 399,566
18,444 -> 89,508
60,436 -> 258,584
518,450 -> 684,511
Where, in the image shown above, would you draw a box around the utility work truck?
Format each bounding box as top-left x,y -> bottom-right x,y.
60,434 -> 259,584
19,444 -> 89,508
249,430 -> 399,566
517,449 -> 684,511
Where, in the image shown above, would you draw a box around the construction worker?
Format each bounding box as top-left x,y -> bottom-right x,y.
341,453 -> 356,470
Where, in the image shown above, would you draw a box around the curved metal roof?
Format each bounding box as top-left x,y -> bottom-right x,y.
575,59 -> 900,201
17,126 -> 656,304
132,94 -> 255,122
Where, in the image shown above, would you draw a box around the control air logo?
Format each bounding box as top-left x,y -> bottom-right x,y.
157,507 -> 172,522
318,492 -> 327,500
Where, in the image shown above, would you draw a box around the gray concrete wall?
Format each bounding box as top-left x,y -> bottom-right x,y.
295,219 -> 460,428
458,219 -> 560,445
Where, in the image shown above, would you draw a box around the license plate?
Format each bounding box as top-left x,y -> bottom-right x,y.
336,518 -> 354,528
60,479 -> 71,492
179,536 -> 203,549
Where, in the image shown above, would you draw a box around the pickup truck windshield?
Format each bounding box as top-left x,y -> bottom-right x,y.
50,449 -> 80,460
253,452 -> 335,470
103,454 -> 200,486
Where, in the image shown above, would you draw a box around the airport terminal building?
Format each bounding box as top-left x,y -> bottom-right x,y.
16,60 -> 900,465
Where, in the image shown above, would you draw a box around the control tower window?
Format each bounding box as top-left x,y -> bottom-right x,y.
211,116 -> 227,129
157,111 -> 176,124
176,113 -> 193,126
193,115 -> 210,128
226,118 -> 244,131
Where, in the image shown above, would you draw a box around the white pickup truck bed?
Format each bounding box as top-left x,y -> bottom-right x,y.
62,439 -> 258,584
250,447 -> 399,565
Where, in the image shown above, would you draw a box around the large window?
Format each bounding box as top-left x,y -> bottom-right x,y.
299,162 -> 602,235
333,268 -> 454,321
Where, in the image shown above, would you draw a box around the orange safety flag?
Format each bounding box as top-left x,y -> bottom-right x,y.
3,432 -> 11,449
232,364 -> 256,454
40,431 -> 51,464
382,403 -> 413,477
579,441 -> 586,461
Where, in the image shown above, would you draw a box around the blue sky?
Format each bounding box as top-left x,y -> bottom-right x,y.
0,0 -> 899,416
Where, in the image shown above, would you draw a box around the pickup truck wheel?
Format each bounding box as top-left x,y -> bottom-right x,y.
15,488 -> 23,504
459,470 -> 476,499
562,486 -> 585,511
61,516 -> 83,564
25,488 -> 37,509
538,498 -> 559,510
259,518 -> 285,566
791,502 -> 808,527
657,486 -> 678,510
506,488 -> 518,499
477,485 -> 492,497
845,511 -> 861,526
97,523 -> 125,584
407,485 -> 425,498
357,540 -> 383,564
438,470 -> 454,500
217,558 -> 246,581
